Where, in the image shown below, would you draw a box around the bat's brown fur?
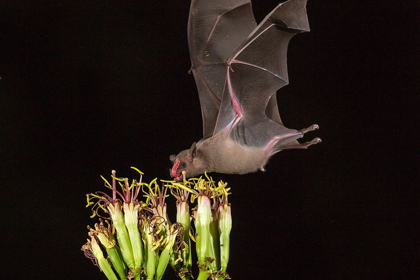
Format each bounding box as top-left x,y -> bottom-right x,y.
171,133 -> 271,179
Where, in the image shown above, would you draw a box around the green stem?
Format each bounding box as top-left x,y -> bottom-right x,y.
156,234 -> 176,280
106,246 -> 127,280
144,230 -> 157,280
90,237 -> 119,280
197,270 -> 209,280
98,258 -> 119,280
209,209 -> 220,270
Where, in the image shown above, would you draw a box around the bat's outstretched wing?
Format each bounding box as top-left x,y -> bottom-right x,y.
188,0 -> 310,150
188,0 -> 257,139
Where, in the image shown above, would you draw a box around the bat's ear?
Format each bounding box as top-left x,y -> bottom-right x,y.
188,142 -> 197,158
169,154 -> 176,162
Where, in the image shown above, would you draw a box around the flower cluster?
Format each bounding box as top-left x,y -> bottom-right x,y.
82,168 -> 232,280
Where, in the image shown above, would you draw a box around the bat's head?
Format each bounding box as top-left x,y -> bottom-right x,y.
170,142 -> 205,181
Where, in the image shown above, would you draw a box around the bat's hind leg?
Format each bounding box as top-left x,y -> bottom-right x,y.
280,137 -> 322,151
280,124 -> 321,151
267,124 -> 321,157
299,124 -> 319,134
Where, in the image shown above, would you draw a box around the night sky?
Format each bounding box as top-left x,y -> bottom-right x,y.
1,0 -> 418,279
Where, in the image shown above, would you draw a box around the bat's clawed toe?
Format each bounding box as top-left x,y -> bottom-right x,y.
300,124 -> 319,134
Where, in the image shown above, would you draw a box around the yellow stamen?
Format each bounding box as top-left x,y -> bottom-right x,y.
160,179 -> 176,183
172,183 -> 195,194
100,175 -> 112,188
130,166 -> 144,175
155,224 -> 163,235
113,176 -> 126,182
189,230 -> 196,242
174,254 -> 183,265
86,194 -> 94,207
182,241 -> 189,251
97,203 -> 108,213
89,193 -> 106,199
152,235 -> 164,251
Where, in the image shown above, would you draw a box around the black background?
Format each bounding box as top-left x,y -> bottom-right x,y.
1,0 -> 418,279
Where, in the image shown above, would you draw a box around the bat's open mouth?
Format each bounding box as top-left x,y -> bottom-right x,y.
171,158 -> 182,179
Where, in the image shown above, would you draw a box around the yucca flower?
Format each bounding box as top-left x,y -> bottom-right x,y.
82,234 -> 119,280
87,192 -> 135,274
87,169 -> 145,277
169,174 -> 231,280
87,219 -> 127,280
139,213 -> 167,280
83,169 -> 232,280
170,183 -> 193,280
217,184 -> 231,279
117,171 -> 145,277
156,223 -> 184,280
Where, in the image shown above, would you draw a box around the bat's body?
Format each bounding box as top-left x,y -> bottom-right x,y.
171,0 -> 320,180
197,134 -> 268,174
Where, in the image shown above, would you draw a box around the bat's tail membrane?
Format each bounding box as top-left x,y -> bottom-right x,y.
229,115 -> 302,149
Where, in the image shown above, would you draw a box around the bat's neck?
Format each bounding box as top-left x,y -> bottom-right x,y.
196,137 -> 218,172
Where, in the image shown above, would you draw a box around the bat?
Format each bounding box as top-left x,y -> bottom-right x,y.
170,0 -> 320,180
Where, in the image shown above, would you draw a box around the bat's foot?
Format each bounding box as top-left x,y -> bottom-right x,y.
259,166 -> 266,172
279,137 -> 322,151
303,137 -> 322,148
300,124 -> 319,135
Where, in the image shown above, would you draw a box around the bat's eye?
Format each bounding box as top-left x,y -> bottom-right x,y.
180,162 -> 187,168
